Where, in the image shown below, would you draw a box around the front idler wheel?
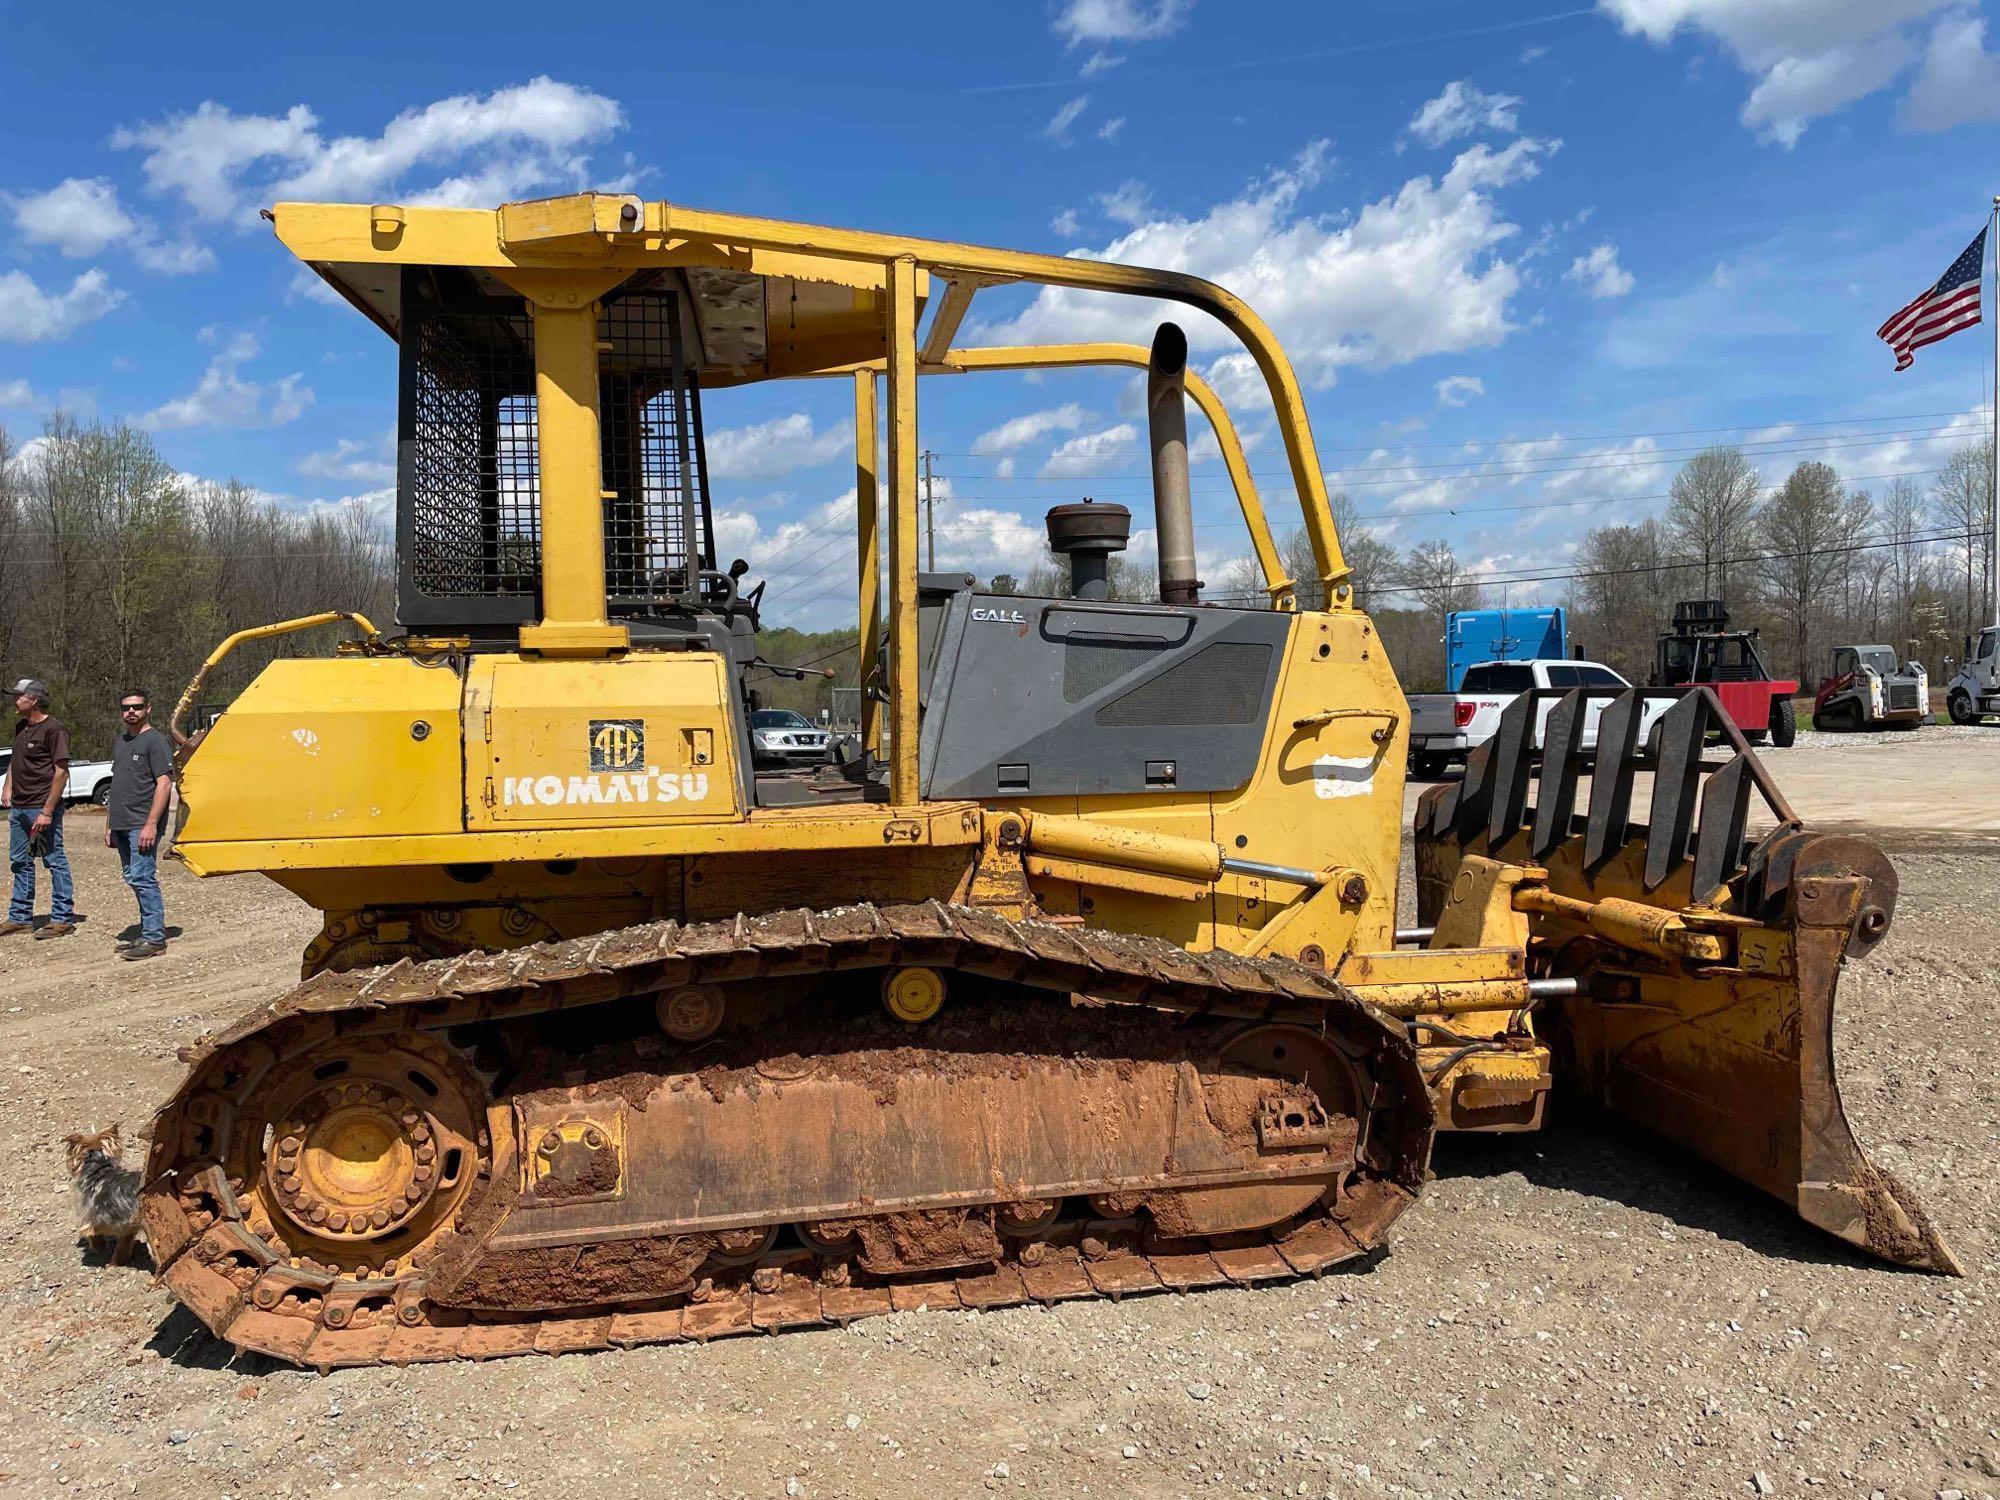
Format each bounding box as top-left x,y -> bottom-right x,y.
238,1034 -> 487,1272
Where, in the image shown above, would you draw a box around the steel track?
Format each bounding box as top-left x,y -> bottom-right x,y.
141,901 -> 1434,1369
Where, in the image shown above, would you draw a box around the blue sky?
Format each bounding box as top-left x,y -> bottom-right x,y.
5,0 -> 2000,623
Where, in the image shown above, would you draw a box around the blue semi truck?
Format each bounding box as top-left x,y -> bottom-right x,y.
1444,607 -> 1568,691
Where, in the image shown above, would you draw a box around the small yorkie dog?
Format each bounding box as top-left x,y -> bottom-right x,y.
65,1124 -> 144,1265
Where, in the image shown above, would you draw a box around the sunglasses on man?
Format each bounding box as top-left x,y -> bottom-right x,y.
119,703 -> 147,714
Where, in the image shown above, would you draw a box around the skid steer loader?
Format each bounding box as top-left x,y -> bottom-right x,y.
140,193 -> 1959,1369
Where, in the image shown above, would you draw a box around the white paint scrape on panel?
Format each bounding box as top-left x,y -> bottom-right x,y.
1312,754 -> 1376,799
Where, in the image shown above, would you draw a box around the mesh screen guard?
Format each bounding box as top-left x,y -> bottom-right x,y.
395,270 -> 715,628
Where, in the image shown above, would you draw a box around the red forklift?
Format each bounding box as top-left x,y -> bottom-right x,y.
1649,600 -> 1798,746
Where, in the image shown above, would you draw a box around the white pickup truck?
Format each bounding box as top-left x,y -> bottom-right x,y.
0,748 -> 115,806
1406,659 -> 1674,780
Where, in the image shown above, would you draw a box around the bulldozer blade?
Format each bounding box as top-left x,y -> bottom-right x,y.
1551,830 -> 1961,1276
1416,687 -> 1963,1276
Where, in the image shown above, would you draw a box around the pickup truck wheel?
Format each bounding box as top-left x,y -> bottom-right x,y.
1409,752 -> 1449,781
1948,690 -> 1979,725
91,781 -> 111,807
1768,697 -> 1796,747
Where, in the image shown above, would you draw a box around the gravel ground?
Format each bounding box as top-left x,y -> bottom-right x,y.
1789,724 -> 1991,749
0,786 -> 1994,1499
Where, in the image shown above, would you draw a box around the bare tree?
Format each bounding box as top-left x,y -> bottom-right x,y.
1880,475 -> 1929,650
1754,461 -> 1871,682
1023,544 -> 1157,602
1930,442 -> 1993,637
3,415 -> 391,754
1565,518 -> 1693,680
1665,446 -> 1761,598
0,424 -> 20,674
1397,538 -> 1486,653
1324,491 -> 1398,613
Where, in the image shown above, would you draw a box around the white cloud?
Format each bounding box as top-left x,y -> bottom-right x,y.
9,176 -> 215,274
298,434 -> 395,486
1051,207 -> 1083,237
10,177 -> 138,256
1566,242 -> 1635,298
710,487 -> 1050,627
704,411 -> 850,481
1052,0 -> 1191,47
137,329 -> 314,429
1901,11 -> 2000,131
1095,180 -> 1153,226
1435,375 -> 1485,407
995,455 -> 1017,479
1597,0 -> 1951,145
1740,38 -> 1917,145
286,266 -> 349,308
0,268 -> 123,343
289,485 -> 395,532
1188,424 -> 1265,463
1040,422 -> 1139,478
0,378 -> 42,409
973,403 -> 1090,455
1080,50 -> 1126,77
1098,116 -> 1127,143
1407,80 -> 1522,147
1336,429 -> 1672,520
1521,45 -> 1550,63
1044,96 -> 1091,145
1439,137 -> 1557,196
977,136 -> 1557,389
133,238 -> 217,274
111,78 -> 626,223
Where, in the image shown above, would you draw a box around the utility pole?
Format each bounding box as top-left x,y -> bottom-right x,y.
921,450 -> 937,571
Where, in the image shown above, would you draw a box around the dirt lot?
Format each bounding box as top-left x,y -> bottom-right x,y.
2,732 -> 1996,1499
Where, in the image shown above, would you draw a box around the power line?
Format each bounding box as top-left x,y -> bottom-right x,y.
929,420 -> 1990,489
1209,523 -> 1997,606
906,465 -> 1957,541
930,406 -> 1988,461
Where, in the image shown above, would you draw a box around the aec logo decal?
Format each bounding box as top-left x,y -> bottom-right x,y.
589,718 -> 645,772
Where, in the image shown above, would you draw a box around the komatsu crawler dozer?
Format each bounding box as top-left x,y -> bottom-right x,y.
142,193 -> 1960,1369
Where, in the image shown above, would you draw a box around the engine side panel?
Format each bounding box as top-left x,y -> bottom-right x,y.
921,593 -> 1292,799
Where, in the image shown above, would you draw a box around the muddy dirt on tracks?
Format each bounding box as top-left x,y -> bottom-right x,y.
0,808 -> 1993,1499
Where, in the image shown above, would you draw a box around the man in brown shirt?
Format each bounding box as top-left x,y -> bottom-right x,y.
3,678 -> 76,938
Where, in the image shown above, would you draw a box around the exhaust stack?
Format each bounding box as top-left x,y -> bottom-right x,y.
1045,499 -> 1131,601
1148,322 -> 1200,606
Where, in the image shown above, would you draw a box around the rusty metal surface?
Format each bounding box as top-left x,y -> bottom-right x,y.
142,901 -> 1434,1369
1417,713 -> 1963,1275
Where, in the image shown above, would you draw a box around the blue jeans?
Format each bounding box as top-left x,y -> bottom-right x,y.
113,829 -> 166,944
8,805 -> 74,925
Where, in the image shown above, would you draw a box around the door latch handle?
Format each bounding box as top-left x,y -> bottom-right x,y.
1292,707 -> 1399,743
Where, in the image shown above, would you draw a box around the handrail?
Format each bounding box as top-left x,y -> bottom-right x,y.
606,199 -> 1349,598
811,343 -> 1298,606
936,344 -> 1295,608
170,611 -> 381,748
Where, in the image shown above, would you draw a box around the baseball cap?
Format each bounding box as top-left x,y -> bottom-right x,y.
9,678 -> 48,702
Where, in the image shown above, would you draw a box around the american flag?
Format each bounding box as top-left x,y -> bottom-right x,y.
1878,227 -> 1986,370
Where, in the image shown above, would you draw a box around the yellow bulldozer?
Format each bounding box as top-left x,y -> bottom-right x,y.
140,193 -> 1959,1368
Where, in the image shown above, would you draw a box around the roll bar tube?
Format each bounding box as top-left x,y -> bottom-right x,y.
170,611 -> 381,748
